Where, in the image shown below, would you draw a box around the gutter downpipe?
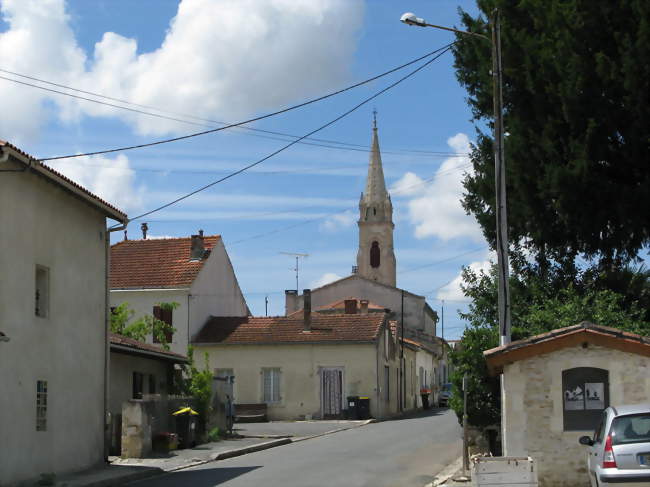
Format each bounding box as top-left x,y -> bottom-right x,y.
105,219 -> 128,462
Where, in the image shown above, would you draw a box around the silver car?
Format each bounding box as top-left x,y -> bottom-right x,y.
579,404 -> 650,486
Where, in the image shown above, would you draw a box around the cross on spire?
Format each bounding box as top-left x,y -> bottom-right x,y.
372,108 -> 378,130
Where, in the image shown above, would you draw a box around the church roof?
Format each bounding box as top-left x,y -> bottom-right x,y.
361,122 -> 390,205
110,235 -> 221,289
193,313 -> 387,345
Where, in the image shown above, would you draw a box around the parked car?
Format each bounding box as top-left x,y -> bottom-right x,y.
438,383 -> 452,407
579,404 -> 650,487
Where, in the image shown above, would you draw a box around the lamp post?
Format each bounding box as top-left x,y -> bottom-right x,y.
401,9 -> 512,459
400,10 -> 511,346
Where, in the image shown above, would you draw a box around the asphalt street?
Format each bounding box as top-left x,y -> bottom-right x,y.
130,408 -> 461,487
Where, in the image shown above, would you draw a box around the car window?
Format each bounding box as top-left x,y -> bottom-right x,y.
594,411 -> 608,443
610,413 -> 650,446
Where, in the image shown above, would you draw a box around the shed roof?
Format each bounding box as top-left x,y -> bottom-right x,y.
484,322 -> 650,375
0,140 -> 127,222
109,333 -> 188,363
110,235 -> 220,289
193,313 -> 387,346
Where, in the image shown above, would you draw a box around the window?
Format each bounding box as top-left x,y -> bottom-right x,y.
611,413 -> 650,446
133,372 -> 144,399
35,265 -> 49,318
153,305 -> 173,343
593,411 -> 607,444
215,368 -> 234,379
370,241 -> 380,268
148,374 -> 156,395
262,368 -> 281,403
562,367 -> 609,431
36,380 -> 47,431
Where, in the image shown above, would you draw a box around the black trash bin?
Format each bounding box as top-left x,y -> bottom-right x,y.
173,407 -> 198,449
421,393 -> 430,409
357,396 -> 370,419
347,396 -> 360,419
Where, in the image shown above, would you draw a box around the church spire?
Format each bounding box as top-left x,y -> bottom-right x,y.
362,111 -> 389,206
356,114 -> 396,287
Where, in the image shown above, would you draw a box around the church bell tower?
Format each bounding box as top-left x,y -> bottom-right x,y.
356,114 -> 396,287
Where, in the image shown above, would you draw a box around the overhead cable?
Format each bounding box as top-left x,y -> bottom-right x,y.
36,44 -> 453,161
120,46 -> 453,225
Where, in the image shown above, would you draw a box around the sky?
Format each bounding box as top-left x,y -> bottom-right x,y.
0,0 -> 493,339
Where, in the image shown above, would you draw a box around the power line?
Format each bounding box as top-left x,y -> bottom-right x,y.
34,44 -> 453,161
121,47 -> 453,225
398,246 -> 488,275
0,66 -> 466,159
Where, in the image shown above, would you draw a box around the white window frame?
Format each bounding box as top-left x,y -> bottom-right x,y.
262,368 -> 281,404
35,265 -> 50,318
36,380 -> 47,431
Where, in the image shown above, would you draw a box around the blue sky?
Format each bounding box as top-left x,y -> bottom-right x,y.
0,0 -> 491,339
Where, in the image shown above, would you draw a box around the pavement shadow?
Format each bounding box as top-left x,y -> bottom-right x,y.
132,466 -> 261,486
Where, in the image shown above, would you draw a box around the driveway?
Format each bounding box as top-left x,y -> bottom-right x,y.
130,408 -> 461,487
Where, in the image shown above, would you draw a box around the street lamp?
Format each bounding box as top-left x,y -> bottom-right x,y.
400,10 -> 511,347
401,9 -> 512,464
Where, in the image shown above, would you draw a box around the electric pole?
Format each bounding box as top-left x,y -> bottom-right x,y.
279,252 -> 309,290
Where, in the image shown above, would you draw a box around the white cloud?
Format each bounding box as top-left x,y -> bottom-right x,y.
47,154 -> 144,213
0,0 -> 364,141
436,257 -> 494,302
394,133 -> 484,242
310,272 -> 342,289
390,171 -> 426,197
319,210 -> 356,232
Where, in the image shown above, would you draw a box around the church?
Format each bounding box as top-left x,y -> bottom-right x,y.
285,117 -> 440,348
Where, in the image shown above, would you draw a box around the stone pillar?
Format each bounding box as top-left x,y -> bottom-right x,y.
121,400 -> 153,458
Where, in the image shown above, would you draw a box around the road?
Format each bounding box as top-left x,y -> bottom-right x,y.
131,408 -> 461,487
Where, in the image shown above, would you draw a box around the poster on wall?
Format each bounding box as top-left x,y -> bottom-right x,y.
585,382 -> 605,410
564,386 -> 585,410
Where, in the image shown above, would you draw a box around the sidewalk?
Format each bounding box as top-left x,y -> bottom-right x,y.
55,419 -> 375,486
424,457 -> 472,487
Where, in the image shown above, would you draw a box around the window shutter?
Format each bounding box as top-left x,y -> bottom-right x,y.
152,306 -> 162,343
263,370 -> 272,402
162,307 -> 173,343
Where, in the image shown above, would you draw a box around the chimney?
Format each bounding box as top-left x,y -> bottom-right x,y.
190,232 -> 205,260
303,289 -> 311,332
360,299 -> 369,314
285,290 -> 298,315
141,222 -> 148,239
344,299 -> 358,314
124,229 -> 128,241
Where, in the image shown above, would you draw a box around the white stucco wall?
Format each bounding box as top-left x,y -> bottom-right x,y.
188,239 -> 248,340
0,163 -> 108,484
415,348 -> 436,408
110,289 -> 190,357
502,344 -> 650,487
109,351 -> 172,415
196,339 -> 400,420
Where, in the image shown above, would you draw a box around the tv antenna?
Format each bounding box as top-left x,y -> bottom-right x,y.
279,252 -> 309,291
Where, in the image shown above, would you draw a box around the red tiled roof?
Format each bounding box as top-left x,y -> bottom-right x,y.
193,313 -> 387,345
484,322 -> 650,375
287,297 -> 386,318
109,333 -> 187,362
0,140 -> 127,220
110,235 -> 220,289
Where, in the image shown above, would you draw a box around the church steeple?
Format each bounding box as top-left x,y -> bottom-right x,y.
356,114 -> 396,287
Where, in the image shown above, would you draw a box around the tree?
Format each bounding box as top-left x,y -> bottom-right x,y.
449,260 -> 649,428
110,301 -> 178,351
452,0 -> 650,263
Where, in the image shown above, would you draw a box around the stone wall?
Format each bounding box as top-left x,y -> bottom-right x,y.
503,344 -> 650,487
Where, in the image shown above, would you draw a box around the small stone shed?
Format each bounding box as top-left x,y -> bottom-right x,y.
484,322 -> 650,487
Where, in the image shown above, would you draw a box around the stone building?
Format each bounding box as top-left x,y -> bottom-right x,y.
484,322 -> 650,487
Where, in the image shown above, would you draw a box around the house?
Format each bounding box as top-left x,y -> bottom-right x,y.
401,337 -> 440,408
110,232 -> 249,356
0,141 -> 127,484
108,333 -> 188,455
484,322 -> 650,487
192,293 -> 401,420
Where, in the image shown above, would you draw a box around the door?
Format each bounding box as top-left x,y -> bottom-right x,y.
321,368 -> 343,418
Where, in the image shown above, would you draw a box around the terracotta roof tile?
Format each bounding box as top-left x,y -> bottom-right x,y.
0,140 -> 126,220
287,297 -> 386,318
110,235 -> 220,289
109,333 -> 187,362
193,313 -> 387,345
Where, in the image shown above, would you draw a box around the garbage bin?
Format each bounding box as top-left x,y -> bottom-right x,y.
420,388 -> 431,409
357,396 -> 370,419
173,407 -> 199,449
347,396 -> 359,419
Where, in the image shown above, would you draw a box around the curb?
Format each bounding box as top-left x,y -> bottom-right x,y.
292,418 -> 376,443
424,456 -> 464,487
